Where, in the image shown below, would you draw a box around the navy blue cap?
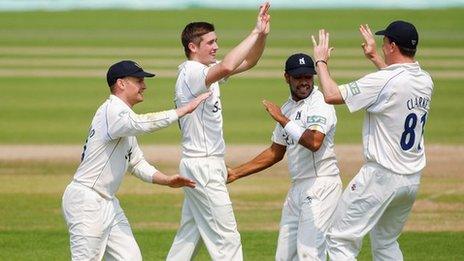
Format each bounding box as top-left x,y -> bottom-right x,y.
375,20 -> 419,50
106,60 -> 155,86
285,53 -> 316,76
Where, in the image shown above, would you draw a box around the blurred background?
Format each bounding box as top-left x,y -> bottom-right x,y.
0,1 -> 463,260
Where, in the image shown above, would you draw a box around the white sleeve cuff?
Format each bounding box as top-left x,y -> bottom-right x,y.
131,160 -> 157,183
284,120 -> 305,142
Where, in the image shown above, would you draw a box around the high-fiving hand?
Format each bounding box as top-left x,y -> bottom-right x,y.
359,24 -> 377,59
311,29 -> 334,63
255,2 -> 271,35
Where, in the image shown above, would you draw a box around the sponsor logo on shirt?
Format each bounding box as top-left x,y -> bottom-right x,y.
348,81 -> 361,95
307,115 -> 327,124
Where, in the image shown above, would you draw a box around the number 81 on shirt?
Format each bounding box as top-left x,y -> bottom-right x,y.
400,112 -> 427,151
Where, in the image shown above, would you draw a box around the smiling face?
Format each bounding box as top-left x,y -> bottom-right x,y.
117,76 -> 147,107
189,31 -> 218,65
285,73 -> 314,102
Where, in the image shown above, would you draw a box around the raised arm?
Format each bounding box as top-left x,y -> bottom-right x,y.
311,29 -> 345,105
227,142 -> 286,183
230,2 -> 271,75
262,100 -> 325,151
206,2 -> 270,85
359,24 -> 387,69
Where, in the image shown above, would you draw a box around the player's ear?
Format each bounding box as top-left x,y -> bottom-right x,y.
188,42 -> 197,54
116,78 -> 125,91
284,73 -> 290,84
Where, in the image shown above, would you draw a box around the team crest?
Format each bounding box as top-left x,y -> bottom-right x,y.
295,111 -> 301,120
133,62 -> 142,69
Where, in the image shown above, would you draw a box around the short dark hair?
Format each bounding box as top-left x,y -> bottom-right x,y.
387,36 -> 416,58
181,22 -> 215,58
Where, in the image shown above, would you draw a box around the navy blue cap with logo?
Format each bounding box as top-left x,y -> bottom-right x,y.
375,20 -> 419,50
285,53 -> 317,76
106,60 -> 155,86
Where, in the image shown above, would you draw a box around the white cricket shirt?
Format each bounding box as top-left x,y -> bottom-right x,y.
272,88 -> 340,181
175,60 -> 225,158
73,95 -> 178,199
339,62 -> 433,174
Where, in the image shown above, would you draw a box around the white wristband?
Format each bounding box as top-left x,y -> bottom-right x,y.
284,120 -> 305,142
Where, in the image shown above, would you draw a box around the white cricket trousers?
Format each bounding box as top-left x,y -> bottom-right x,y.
167,157 -> 243,261
276,175 -> 342,261
327,162 -> 421,261
62,181 -> 142,261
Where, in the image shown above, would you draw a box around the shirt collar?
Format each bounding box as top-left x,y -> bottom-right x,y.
384,61 -> 420,70
109,94 -> 131,110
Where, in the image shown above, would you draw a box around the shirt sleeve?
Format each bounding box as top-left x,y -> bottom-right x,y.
107,106 -> 178,139
271,123 -> 287,146
304,102 -> 336,135
128,139 -> 157,183
339,70 -> 386,113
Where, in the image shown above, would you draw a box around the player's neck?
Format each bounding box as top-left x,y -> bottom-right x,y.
387,54 -> 415,66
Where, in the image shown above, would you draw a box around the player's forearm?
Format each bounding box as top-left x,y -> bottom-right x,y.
233,147 -> 282,179
151,170 -> 170,185
239,33 -> 267,71
222,30 -> 262,72
110,110 -> 178,138
315,63 -> 345,104
368,53 -> 387,69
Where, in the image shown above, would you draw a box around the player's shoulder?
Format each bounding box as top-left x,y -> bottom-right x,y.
105,95 -> 132,117
181,60 -> 208,72
280,99 -> 293,112
307,87 -> 332,106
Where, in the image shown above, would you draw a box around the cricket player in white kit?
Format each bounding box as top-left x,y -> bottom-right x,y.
61,60 -> 209,260
227,53 -> 342,261
167,3 -> 270,260
311,21 -> 434,260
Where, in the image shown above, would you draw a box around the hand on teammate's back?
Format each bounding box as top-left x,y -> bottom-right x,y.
176,91 -> 211,117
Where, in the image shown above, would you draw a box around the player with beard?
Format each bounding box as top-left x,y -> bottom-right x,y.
227,53 -> 342,261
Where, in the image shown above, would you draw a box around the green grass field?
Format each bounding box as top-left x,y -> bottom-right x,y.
1,8 -> 464,260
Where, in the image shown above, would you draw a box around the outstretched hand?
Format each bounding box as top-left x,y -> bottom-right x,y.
254,2 -> 271,35
359,24 -> 378,59
263,100 -> 286,124
167,174 -> 196,188
311,29 -> 334,63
